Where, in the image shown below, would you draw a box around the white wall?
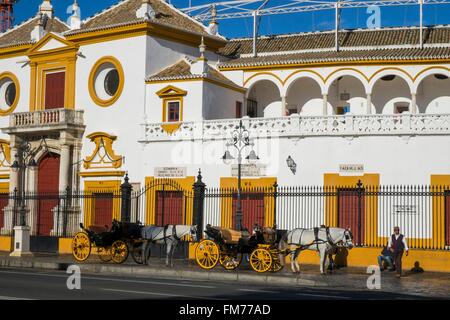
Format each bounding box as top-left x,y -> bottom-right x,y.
202,82 -> 244,120
247,80 -> 282,117
286,77 -> 324,115
417,75 -> 450,114
373,76 -> 411,114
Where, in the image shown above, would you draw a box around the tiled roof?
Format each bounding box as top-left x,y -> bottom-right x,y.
65,0 -> 216,39
219,47 -> 450,68
219,26 -> 450,57
147,59 -> 245,90
0,16 -> 69,49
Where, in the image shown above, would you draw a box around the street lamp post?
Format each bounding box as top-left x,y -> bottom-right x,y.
222,120 -> 259,231
9,138 -> 43,257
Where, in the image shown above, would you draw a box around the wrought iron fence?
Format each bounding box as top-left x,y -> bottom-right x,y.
203,183 -> 450,250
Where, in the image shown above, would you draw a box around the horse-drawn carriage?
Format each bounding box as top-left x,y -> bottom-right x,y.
71,219 -> 142,264
195,224 -> 285,273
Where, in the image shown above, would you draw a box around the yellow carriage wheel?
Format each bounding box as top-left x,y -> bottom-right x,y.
98,247 -> 112,262
219,253 -> 242,270
269,257 -> 283,272
111,240 -> 129,264
71,232 -> 91,262
250,248 -> 273,273
195,239 -> 219,270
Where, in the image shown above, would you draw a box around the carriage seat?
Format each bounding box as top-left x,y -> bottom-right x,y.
87,225 -> 109,234
220,228 -> 246,244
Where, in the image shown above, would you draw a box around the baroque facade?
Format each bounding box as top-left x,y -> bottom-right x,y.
0,0 -> 449,235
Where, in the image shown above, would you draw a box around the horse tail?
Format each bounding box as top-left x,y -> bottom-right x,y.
278,231 -> 289,267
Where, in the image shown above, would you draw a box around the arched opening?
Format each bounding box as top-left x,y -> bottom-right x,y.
416,73 -> 450,114
327,75 -> 366,115
286,77 -> 324,116
246,80 -> 282,118
372,75 -> 411,114
37,152 -> 60,236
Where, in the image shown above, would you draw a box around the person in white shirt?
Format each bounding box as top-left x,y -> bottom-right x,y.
387,226 -> 409,277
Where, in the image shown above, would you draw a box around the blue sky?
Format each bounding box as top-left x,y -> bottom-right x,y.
14,0 -> 450,38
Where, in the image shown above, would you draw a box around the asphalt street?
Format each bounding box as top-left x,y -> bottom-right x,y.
0,267 -> 441,300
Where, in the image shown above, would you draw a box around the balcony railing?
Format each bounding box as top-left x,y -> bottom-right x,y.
140,113 -> 450,142
4,109 -> 84,133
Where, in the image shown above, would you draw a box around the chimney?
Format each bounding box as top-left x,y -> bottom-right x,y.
190,37 -> 209,75
136,0 -> 156,20
68,1 -> 81,30
207,4 -> 219,36
39,0 -> 53,19
31,13 -> 45,42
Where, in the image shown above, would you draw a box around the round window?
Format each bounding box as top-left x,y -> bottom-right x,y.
0,72 -> 20,115
89,57 -> 124,107
5,82 -> 16,107
104,69 -> 119,97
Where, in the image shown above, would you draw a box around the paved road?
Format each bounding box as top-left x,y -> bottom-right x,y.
0,267 -> 440,300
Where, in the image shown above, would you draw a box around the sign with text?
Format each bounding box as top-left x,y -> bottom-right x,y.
231,164 -> 266,177
339,164 -> 364,176
154,167 -> 186,178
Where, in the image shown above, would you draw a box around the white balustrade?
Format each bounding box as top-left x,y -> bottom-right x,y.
141,113 -> 450,142
10,109 -> 84,128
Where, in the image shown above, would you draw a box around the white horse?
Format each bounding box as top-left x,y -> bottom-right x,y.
278,227 -> 354,274
140,224 -> 198,267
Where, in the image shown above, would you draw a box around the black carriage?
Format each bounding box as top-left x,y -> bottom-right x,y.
71,219 -> 142,264
195,224 -> 285,273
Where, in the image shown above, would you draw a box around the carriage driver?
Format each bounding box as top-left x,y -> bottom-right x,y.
387,226 -> 409,278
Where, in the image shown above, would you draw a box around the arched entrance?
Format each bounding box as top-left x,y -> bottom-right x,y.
37,152 -> 60,236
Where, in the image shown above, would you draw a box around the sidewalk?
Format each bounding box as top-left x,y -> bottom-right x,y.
1,252 -> 449,298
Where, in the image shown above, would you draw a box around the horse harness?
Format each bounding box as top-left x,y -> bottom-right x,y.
287,227 -> 335,253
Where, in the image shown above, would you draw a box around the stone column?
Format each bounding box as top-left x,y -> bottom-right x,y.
322,94 -> 328,115
411,93 -> 417,114
366,93 -> 372,114
59,144 -> 71,192
281,95 -> 287,116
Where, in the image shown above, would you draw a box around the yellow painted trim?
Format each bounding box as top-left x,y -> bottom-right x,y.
156,85 -> 187,98
219,177 -> 277,228
323,174 -> 380,246
161,123 -> 182,134
84,132 -> 123,169
83,180 -> 121,228
0,72 -> 20,116
324,67 -> 370,83
88,56 -> 125,107
79,171 -> 126,177
412,66 -> 450,81
26,33 -> 78,56
58,238 -> 73,254
0,236 -> 13,252
283,69 -> 326,85
219,58 -> 450,72
147,77 -> 246,94
0,44 -> 32,59
368,67 -> 414,82
430,175 -> 450,250
0,173 -> 10,179
162,97 -> 183,123
243,72 -> 284,88
0,139 -> 11,169
0,182 -> 9,193
65,22 -> 226,51
144,176 -> 195,225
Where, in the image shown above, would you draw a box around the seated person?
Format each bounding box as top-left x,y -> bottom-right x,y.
377,245 -> 394,271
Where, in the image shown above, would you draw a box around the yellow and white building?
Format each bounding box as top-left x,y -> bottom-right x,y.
0,0 -> 449,235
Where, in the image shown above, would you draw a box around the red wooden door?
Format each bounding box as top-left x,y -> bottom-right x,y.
155,191 -> 183,225
232,192 -> 265,231
445,191 -> 450,246
45,72 -> 65,109
37,153 -> 60,236
93,193 -> 114,229
0,194 -> 8,230
337,189 -> 365,245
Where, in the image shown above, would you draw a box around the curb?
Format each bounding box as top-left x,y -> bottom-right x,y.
0,257 -> 335,288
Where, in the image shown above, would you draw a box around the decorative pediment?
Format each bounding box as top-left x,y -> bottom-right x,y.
83,132 -> 122,170
155,85 -> 187,98
0,140 -> 11,170
27,32 -> 78,57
